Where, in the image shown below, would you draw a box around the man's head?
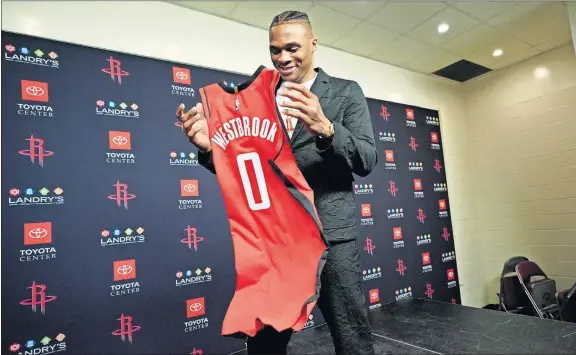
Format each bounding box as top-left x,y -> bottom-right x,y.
269,10 -> 317,83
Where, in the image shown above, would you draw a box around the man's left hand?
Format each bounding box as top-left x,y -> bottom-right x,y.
278,82 -> 333,137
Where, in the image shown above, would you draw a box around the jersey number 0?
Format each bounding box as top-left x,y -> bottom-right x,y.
237,152 -> 271,211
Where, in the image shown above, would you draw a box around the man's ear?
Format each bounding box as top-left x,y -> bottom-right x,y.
311,37 -> 318,52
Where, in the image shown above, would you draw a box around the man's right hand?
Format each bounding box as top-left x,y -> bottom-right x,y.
176,103 -> 212,152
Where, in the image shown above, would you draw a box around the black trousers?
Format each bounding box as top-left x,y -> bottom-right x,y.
246,240 -> 375,355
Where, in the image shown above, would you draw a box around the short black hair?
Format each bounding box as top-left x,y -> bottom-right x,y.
270,10 -> 311,28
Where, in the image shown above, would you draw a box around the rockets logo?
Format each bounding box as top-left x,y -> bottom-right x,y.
380,105 -> 390,121
108,180 -> 136,209
112,314 -> 141,343
181,226 -> 204,251
409,136 -> 418,151
20,281 -> 56,315
388,180 -> 398,197
102,56 -> 129,84
396,259 -> 407,276
364,237 -> 375,255
18,135 -> 54,167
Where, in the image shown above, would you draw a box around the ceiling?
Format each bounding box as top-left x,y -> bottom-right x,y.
166,1 -> 574,82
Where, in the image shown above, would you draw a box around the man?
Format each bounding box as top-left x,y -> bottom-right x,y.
176,10 -> 378,355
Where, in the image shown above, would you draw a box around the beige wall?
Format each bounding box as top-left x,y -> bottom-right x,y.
463,43 -> 576,303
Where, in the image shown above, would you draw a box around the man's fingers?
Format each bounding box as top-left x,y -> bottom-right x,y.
187,120 -> 203,137
283,107 -> 310,124
183,114 -> 200,129
280,89 -> 308,103
280,100 -> 307,113
283,82 -> 313,98
176,103 -> 185,121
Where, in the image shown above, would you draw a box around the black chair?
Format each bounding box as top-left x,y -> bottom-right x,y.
497,256 -> 530,314
515,261 -> 559,319
557,281 -> 576,323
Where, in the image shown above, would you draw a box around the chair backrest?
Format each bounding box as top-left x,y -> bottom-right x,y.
515,261 -> 547,285
499,257 -> 530,311
559,282 -> 576,323
501,256 -> 529,276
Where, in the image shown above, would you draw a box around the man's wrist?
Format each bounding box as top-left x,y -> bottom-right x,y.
318,118 -> 334,139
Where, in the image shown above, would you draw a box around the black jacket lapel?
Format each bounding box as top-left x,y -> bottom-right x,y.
289,67 -> 330,145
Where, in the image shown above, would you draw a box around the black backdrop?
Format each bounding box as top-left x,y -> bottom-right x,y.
1,31 -> 460,355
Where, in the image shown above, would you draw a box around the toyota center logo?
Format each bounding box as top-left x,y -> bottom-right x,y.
183,184 -> 196,194
117,264 -> 133,275
112,135 -> 128,145
28,227 -> 48,239
189,302 -> 202,313
26,86 -> 44,97
175,71 -> 188,81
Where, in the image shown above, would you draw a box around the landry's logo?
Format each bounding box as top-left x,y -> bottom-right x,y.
384,150 -> 396,170
96,100 -> 139,118
107,131 -> 135,164
442,251 -> 456,262
101,227 -> 145,247
368,288 -> 381,310
405,108 -> 416,127
354,183 -> 374,195
172,66 -> 195,97
112,314 -> 141,343
170,151 -> 199,166
379,105 -> 390,121
396,259 -> 407,276
102,56 -> 129,84
364,237 -> 376,255
392,227 -> 404,249
20,281 -> 57,315
184,297 -> 209,333
360,204 -> 373,226
408,161 -> 424,172
4,44 -> 59,68
426,115 -> 440,126
181,225 -> 204,251
111,259 -> 140,297
422,252 -> 433,273
175,267 -> 212,287
416,233 -> 432,246
409,136 -> 418,152
18,80 -> 54,117
8,186 -> 64,207
387,208 -> 404,219
447,268 -> 457,288
434,183 -> 448,192
9,333 -> 66,355
395,286 -> 412,301
431,132 -> 441,150
378,131 -> 395,142
179,179 -> 203,209
362,267 -> 382,281
21,222 -> 57,263
18,134 -> 54,167
413,179 -> 424,199
388,180 -> 398,197
108,181 -> 136,209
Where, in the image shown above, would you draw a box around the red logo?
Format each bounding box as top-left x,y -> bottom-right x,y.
187,297 -> 205,318
422,252 -> 431,265
388,180 -> 398,196
191,348 -> 203,355
447,269 -> 455,281
20,281 -> 56,315
24,222 -> 52,245
417,208 -> 427,223
439,199 -> 447,210
442,227 -> 451,241
108,180 -> 136,209
393,227 -> 402,240
396,259 -> 407,276
173,67 -> 191,85
18,135 -> 54,167
369,289 -> 379,304
113,259 -> 136,281
380,105 -> 390,121
21,80 -> 49,102
409,136 -> 418,151
112,313 -> 141,343
361,204 -> 371,217
406,108 -> 414,120
102,56 -> 129,84
434,159 -> 443,173
424,283 -> 435,299
181,225 -> 204,251
364,237 -> 375,255
413,179 -> 422,191
431,132 -> 439,143
385,150 -> 395,162
109,131 -> 131,150
181,180 -> 199,197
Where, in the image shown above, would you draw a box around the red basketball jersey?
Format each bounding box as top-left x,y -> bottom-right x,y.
199,66 -> 328,338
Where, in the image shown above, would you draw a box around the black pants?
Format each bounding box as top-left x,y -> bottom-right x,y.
246,240 -> 375,355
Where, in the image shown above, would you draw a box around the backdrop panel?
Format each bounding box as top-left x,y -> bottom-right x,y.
1,31 -> 460,355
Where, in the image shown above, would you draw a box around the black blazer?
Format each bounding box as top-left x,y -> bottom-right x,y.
198,67 -> 378,243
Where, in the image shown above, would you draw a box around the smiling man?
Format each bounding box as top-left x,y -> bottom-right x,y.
177,10 -> 377,355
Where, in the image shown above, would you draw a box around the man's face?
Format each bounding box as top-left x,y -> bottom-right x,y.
269,23 -> 317,83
